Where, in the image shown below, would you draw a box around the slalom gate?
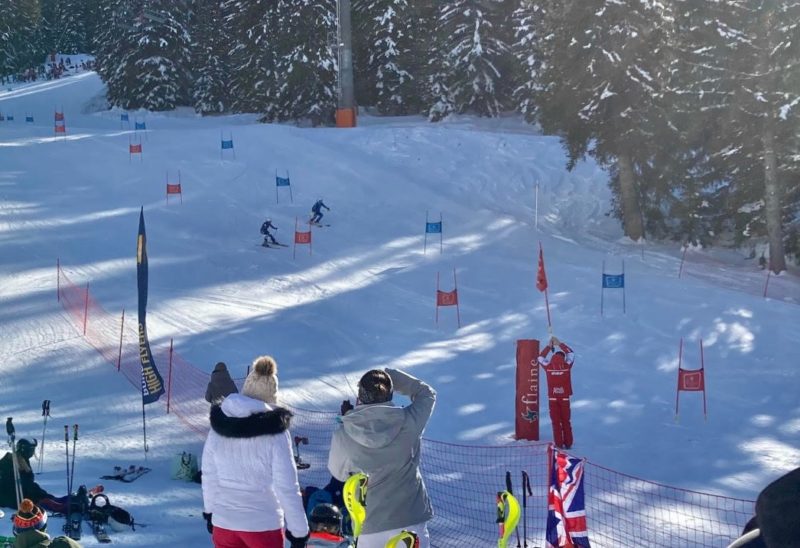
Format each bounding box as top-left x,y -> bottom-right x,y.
56,263 -> 753,547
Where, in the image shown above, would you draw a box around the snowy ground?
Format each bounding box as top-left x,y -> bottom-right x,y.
0,72 -> 797,546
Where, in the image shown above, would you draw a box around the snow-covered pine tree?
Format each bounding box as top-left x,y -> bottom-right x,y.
222,0 -> 276,114
126,1 -> 192,110
511,0 -> 541,122
96,0 -> 192,111
435,0 -> 512,117
266,0 -> 337,125
40,0 -> 86,54
675,0 -> 800,272
353,0 -> 421,115
531,0 -> 676,242
191,0 -> 230,114
0,0 -> 42,77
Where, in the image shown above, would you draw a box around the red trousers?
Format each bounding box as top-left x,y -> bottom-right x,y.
548,398 -> 573,448
212,526 -> 284,548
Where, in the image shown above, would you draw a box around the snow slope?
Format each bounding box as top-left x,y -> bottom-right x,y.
0,73 -> 798,546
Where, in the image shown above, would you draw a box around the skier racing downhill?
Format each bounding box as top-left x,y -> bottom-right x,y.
309,198 -> 330,226
260,218 -> 280,247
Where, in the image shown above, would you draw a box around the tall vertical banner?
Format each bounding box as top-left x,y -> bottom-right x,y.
137,208 -> 165,405
515,339 -> 540,440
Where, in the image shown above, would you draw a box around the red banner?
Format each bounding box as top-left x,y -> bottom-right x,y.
515,339 -> 540,440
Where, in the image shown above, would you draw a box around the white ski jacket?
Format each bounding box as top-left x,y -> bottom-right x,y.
201,394 -> 309,537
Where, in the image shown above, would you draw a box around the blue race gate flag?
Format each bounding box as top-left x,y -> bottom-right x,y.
276,176 -> 290,187
602,274 -> 624,288
137,208 -> 165,404
135,121 -> 146,130
600,260 -> 626,315
424,212 -> 443,254
425,221 -> 442,234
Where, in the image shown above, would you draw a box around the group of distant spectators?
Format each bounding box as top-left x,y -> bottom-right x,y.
0,57 -> 95,87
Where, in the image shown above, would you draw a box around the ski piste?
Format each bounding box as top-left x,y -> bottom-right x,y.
101,465 -> 151,483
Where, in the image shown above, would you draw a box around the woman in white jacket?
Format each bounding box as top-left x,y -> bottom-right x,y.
202,393 -> 309,547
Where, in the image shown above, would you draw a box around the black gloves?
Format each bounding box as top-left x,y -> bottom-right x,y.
203,512 -> 213,534
341,399 -> 354,416
286,530 -> 309,548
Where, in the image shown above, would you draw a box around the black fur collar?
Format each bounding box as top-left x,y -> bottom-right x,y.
209,405 -> 293,438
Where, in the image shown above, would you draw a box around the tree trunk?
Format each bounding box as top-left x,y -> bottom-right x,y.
761,121 -> 786,273
617,153 -> 644,241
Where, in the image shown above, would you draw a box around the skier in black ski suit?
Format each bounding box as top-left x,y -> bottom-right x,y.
310,199 -> 330,225
261,218 -> 279,246
0,439 -> 80,513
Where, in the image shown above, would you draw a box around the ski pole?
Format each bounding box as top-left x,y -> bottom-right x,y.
521,471 -> 532,547
64,425 -> 71,531
38,400 -> 50,474
69,424 -> 78,495
505,471 -> 522,548
6,418 -> 23,510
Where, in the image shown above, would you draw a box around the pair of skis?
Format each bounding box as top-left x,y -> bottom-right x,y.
497,470 -> 534,548
63,424 -> 82,541
101,465 -> 151,483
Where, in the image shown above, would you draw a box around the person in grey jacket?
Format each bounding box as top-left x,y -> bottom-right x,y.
205,362 -> 238,403
327,368 -> 436,548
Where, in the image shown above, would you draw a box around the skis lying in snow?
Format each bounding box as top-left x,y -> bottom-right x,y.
101,465 -> 151,483
91,520 -> 112,543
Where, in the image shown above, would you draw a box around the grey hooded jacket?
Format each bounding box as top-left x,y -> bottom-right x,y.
327,368 -> 436,535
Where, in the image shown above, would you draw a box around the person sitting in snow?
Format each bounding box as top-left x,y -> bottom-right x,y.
261,218 -> 279,246
538,336 -> 576,450
310,199 -> 330,225
0,439 -> 86,514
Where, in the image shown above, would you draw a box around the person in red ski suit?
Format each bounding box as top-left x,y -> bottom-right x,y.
538,336 -> 575,449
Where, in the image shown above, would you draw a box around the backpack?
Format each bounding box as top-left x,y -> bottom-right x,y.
171,451 -> 199,482
88,494 -> 136,532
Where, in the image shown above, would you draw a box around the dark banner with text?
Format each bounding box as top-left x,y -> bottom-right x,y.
137,208 -> 165,405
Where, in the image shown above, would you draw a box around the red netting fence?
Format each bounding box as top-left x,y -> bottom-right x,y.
56,262 -> 754,547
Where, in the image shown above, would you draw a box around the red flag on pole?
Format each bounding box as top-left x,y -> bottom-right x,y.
536,245 -> 548,292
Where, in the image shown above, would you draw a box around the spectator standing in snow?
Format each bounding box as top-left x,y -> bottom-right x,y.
202,393 -> 309,548
538,336 -> 576,450
205,361 -> 238,403
328,368 -> 436,548
242,355 -> 279,405
310,199 -> 329,225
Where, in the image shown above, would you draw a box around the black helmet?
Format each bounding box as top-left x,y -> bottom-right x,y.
309,503 -> 342,534
16,438 -> 37,460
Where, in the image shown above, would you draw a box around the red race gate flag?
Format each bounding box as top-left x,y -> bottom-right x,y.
515,339 -> 540,441
537,245 -> 548,292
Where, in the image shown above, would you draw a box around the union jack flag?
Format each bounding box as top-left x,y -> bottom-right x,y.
546,450 -> 591,547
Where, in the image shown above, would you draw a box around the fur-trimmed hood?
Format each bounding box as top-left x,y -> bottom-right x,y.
210,394 -> 292,439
